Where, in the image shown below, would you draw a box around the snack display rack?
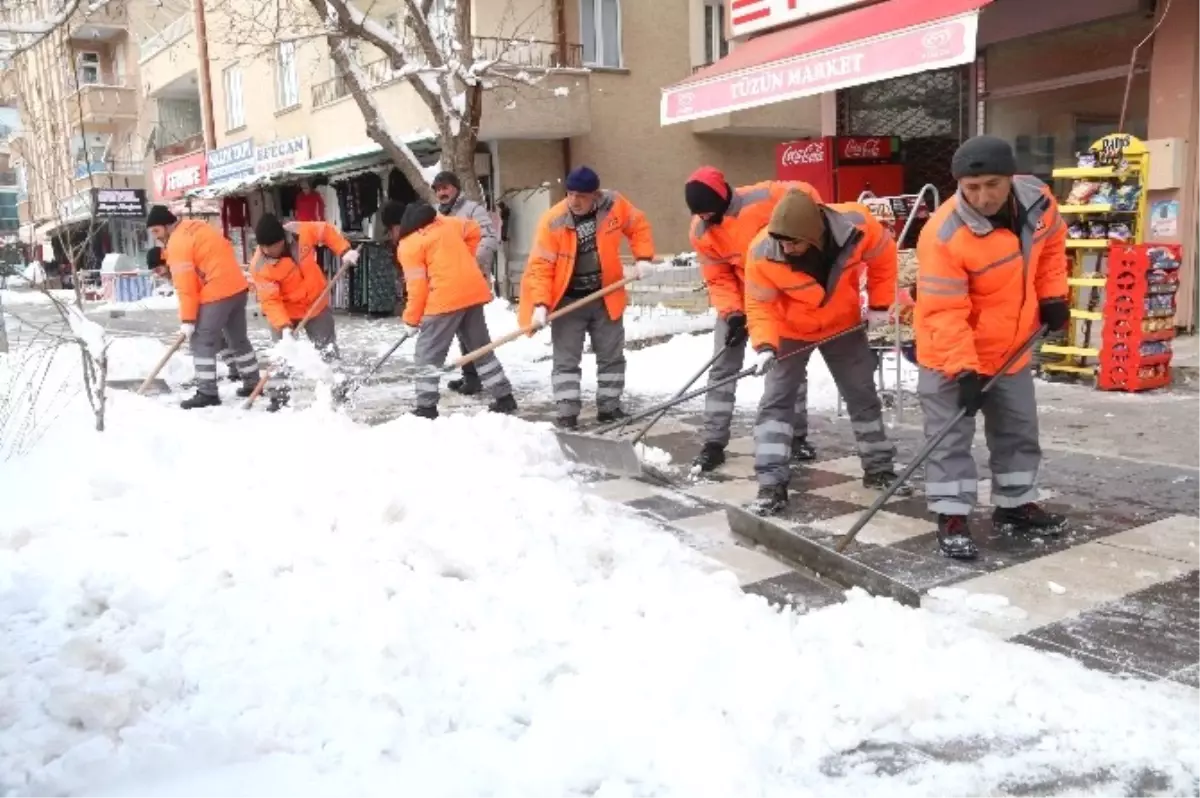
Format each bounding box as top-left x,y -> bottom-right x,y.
1096,243 -> 1182,392
1039,133 -> 1150,380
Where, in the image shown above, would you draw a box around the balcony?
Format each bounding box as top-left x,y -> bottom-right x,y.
0,169 -> 16,188
139,15 -> 199,95
140,15 -> 192,62
73,159 -> 143,181
66,83 -> 139,128
154,131 -> 204,163
69,3 -> 129,41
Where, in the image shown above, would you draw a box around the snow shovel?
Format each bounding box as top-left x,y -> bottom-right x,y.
107,332 -> 185,395
727,324 -> 1048,608
330,329 -> 415,403
243,253 -> 358,409
565,324 -> 868,477
620,343 -> 729,446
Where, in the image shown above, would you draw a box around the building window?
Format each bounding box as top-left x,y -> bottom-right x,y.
76,51 -> 101,86
581,0 -> 621,68
275,41 -> 299,110
703,0 -> 728,65
223,66 -> 245,130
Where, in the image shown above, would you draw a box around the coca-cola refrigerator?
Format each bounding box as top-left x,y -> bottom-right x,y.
776,136 -> 904,204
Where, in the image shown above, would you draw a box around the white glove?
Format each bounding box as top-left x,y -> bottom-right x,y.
280,327 -> 295,342
633,260 -> 656,279
865,308 -> 891,330
403,323 -> 421,338
179,323 -> 195,341
341,248 -> 360,267
752,348 -> 777,376
531,305 -> 549,328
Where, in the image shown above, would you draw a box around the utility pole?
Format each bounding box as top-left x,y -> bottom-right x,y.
192,0 -> 217,150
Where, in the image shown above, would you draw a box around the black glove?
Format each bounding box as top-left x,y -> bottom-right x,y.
724,312 -> 748,347
956,371 -> 985,416
1039,298 -> 1070,332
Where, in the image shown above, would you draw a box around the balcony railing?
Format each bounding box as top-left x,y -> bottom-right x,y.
154,132 -> 204,163
74,160 -> 142,179
139,15 -> 193,63
311,37 -> 583,109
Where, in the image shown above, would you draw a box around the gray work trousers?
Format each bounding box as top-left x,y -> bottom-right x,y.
754,327 -> 895,487
413,303 -> 512,409
267,307 -> 338,393
192,290 -> 259,397
550,299 -> 626,419
704,316 -> 809,447
918,366 -> 1042,515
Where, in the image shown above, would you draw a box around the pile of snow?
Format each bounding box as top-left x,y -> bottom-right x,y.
0,368 -> 1197,795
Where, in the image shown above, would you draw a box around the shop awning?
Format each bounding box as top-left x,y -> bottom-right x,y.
661,0 -> 991,125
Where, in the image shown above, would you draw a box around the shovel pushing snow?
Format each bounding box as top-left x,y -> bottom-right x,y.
107,333 -> 185,395
727,325 -> 1049,606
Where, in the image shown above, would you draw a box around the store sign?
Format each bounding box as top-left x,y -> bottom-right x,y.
92,188 -> 147,218
662,13 -> 978,125
58,191 -> 91,221
207,138 -> 256,183
255,136 -> 309,174
839,136 -> 892,161
728,0 -> 872,39
153,151 -> 207,201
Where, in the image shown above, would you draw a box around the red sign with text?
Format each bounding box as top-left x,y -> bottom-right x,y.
153,150 -> 207,201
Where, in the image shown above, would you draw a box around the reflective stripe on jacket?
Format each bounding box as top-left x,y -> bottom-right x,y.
690,180 -> 822,317
398,216 -> 488,326
914,175 -> 1068,377
517,190 -> 654,326
250,222 -> 350,330
745,202 -> 896,352
164,219 -> 248,323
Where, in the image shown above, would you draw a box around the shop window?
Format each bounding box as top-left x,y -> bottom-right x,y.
581,0 -> 621,68
275,41 -> 299,110
223,66 -> 245,130
703,0 -> 728,66
75,51 -> 101,86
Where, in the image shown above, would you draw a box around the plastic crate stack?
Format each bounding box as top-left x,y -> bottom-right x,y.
1097,243 -> 1182,392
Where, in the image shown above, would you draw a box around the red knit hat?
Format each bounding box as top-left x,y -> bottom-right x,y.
685,166 -> 732,216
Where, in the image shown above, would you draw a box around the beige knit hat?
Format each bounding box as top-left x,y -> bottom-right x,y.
767,189 -> 825,251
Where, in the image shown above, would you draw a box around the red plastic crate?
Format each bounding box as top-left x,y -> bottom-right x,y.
1097,243 -> 1181,392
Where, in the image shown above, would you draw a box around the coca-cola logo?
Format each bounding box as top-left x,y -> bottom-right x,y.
842,138 -> 884,159
780,142 -> 825,166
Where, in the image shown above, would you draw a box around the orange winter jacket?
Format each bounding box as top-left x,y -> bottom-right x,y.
398,215 -> 488,327
250,222 -> 352,330
164,219 -> 248,323
690,180 -> 822,317
518,190 -> 654,326
914,175 -> 1068,377
745,202 -> 896,352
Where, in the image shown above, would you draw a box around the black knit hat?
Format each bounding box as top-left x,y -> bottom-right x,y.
380,201 -> 406,228
431,171 -> 460,190
397,201 -> 438,240
255,213 -> 287,247
146,205 -> 177,228
951,135 -> 1017,180
145,246 -> 163,269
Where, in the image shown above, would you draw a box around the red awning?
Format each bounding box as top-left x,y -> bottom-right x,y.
661,0 -> 991,125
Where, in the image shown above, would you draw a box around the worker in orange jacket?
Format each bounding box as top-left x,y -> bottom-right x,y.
518,166 -> 655,429
685,166 -> 825,473
147,205 -> 261,409
250,214 -> 359,411
743,190 -> 907,517
383,200 -> 516,419
914,136 -> 1069,559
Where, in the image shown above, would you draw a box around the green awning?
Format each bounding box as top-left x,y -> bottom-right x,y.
287,136 -> 440,178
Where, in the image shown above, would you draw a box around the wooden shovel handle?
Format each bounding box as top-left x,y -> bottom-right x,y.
243,253 -> 358,409
138,333 -> 187,395
450,274 -> 641,370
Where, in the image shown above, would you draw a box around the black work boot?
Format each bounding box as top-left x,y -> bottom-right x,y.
691,442 -> 727,473
180,391 -> 221,410
791,437 -> 817,462
448,374 -> 483,395
992,503 -> 1067,537
863,469 -> 914,497
555,416 -> 578,430
936,514 -> 978,559
596,407 -> 628,424
236,381 -> 258,399
488,394 -> 518,414
266,387 -> 290,413
225,368 -> 241,382
747,484 -> 788,517
411,405 -> 439,420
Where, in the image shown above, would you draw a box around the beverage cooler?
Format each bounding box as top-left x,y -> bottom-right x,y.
775,136 -> 904,203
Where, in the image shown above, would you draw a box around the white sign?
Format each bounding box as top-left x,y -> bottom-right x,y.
779,140 -> 826,166
58,191 -> 90,221
728,0 -> 871,39
255,136 -> 310,174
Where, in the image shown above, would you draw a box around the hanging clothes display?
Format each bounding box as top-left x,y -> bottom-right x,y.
295,186 -> 325,221
317,184 -> 340,228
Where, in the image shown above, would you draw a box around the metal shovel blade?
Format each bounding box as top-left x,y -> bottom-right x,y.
555,430 -> 644,479
106,379 -> 172,395
725,507 -> 921,608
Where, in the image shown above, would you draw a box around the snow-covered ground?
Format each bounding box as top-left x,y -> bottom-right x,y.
1,336 -> 1198,796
